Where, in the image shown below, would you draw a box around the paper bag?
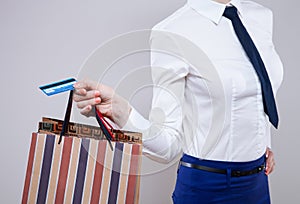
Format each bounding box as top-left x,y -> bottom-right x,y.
22,119 -> 142,204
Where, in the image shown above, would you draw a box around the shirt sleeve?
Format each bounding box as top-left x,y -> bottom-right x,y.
265,120 -> 272,149
266,9 -> 284,148
122,30 -> 189,163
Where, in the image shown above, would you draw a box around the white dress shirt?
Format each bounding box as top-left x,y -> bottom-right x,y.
122,0 -> 283,163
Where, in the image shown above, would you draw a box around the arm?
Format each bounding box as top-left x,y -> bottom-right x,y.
74,31 -> 189,163
264,9 -> 280,176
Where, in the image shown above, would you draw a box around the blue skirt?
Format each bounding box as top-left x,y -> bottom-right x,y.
172,154 -> 271,204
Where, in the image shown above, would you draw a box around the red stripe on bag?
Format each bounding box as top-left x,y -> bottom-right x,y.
125,144 -> 140,204
22,133 -> 38,204
55,137 -> 73,203
90,141 -> 107,204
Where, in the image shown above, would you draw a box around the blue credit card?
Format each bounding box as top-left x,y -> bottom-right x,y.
39,78 -> 77,96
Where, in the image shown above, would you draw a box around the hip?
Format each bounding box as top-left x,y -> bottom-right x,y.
172,154 -> 271,204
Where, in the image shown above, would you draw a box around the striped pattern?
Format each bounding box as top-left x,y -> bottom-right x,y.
22,133 -> 142,204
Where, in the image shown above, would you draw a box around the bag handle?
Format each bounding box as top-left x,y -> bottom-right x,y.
59,90 -> 114,150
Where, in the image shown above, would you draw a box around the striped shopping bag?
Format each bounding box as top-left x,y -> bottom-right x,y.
22,133 -> 142,204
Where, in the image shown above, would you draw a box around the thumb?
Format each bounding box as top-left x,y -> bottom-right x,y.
74,79 -> 99,91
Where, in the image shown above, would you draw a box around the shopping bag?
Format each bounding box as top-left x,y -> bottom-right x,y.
22,118 -> 142,204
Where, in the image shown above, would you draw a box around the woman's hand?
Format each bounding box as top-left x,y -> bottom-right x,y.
265,147 -> 275,175
73,79 -> 131,128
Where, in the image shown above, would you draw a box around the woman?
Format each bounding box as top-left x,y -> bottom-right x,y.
73,0 -> 283,203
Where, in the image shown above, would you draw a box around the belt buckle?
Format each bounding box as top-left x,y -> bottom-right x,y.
232,170 -> 241,177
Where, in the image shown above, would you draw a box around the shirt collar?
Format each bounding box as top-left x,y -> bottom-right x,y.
187,0 -> 244,24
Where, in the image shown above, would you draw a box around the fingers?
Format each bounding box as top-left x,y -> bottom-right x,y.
76,97 -> 101,109
80,105 -> 93,117
73,89 -> 100,102
74,88 -> 87,96
73,79 -> 115,120
75,96 -> 100,118
265,148 -> 275,175
73,81 -> 101,117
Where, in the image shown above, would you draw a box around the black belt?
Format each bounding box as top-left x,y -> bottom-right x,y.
180,161 -> 265,177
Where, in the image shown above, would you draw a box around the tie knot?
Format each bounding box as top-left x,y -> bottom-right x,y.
223,6 -> 238,20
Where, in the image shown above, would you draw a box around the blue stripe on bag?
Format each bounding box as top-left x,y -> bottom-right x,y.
108,142 -> 124,204
36,135 -> 55,204
73,138 -> 90,204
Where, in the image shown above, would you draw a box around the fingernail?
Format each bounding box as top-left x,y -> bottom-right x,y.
95,97 -> 101,103
94,91 -> 100,97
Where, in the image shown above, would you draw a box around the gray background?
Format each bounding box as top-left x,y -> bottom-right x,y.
0,0 -> 299,203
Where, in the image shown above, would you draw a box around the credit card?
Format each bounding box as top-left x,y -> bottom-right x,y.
39,78 -> 76,96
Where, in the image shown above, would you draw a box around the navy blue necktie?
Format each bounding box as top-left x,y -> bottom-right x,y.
223,6 -> 279,128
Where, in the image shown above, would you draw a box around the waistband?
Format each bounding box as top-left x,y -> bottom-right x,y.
181,154 -> 266,171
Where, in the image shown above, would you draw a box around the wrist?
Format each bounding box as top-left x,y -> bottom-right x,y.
111,94 -> 132,128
